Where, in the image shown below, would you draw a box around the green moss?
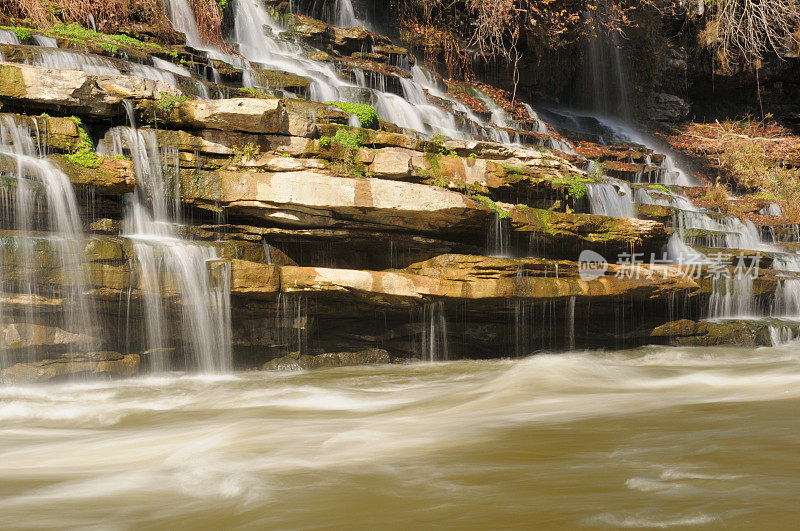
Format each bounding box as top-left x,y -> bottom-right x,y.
589,160 -> 605,180
232,142 -> 260,163
20,23 -> 181,58
649,184 -> 671,193
49,22 -> 96,40
325,101 -> 379,129
552,172 -> 594,200
0,64 -> 25,98
319,136 -> 331,148
501,164 -> 525,175
530,208 -> 553,230
332,128 -> 362,149
750,192 -> 777,201
474,195 -> 510,219
157,92 -> 189,114
64,117 -> 101,169
426,151 -> 442,171
0,26 -> 32,41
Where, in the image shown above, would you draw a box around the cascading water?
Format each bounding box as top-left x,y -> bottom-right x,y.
486,213 -> 511,257
98,117 -> 232,373
419,301 -> 448,361
225,0 -> 536,140
586,180 -> 636,218
583,4 -> 631,121
0,116 -> 96,369
334,0 -> 360,27
0,29 -> 20,45
566,296 -> 576,350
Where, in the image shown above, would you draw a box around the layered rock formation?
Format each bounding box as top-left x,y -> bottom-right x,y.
0,0 -> 797,382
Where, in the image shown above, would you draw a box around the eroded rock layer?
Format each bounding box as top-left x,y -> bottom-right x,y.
0,0 -> 798,381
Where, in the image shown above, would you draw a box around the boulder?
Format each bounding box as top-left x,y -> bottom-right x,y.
1,352 -> 140,384
1,323 -> 102,352
262,348 -> 391,370
651,319 -> 796,347
647,92 -> 691,122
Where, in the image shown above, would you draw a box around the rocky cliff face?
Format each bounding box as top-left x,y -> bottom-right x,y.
0,0 -> 798,382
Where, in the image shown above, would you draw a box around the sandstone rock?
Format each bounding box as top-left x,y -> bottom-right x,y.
229,260 -> 281,297
273,254 -> 699,307
49,155 -> 136,194
83,239 -> 124,262
89,218 -> 123,234
1,323 -> 102,351
262,348 -> 391,371
182,170 -> 490,234
369,147 -> 415,179
171,98 -> 284,134
0,112 -> 82,152
652,319 -> 794,347
0,352 -> 140,384
368,131 -> 426,151
0,62 -> 179,116
508,206 -> 669,259
252,69 -> 311,93
146,128 -> 311,157
0,153 -> 135,195
651,319 -> 709,337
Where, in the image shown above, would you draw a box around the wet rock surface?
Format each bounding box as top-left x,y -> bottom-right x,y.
0,1 -> 797,378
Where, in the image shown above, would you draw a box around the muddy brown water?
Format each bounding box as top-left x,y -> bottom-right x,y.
2,345 -> 800,528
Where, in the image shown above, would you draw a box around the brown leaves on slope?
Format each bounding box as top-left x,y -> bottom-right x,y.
0,0 -> 225,44
662,117 -> 800,220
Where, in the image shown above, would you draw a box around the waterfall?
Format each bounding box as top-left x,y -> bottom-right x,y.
334,0 -> 359,27
165,0 -> 205,48
226,0 -> 528,139
513,300 -> 527,358
0,29 -> 20,45
768,325 -> 795,345
674,211 -> 763,250
708,272 -> 756,319
27,48 -> 120,75
98,121 -> 232,373
0,116 -> 96,368
486,213 -> 511,258
420,302 -> 448,361
32,35 -> 58,47
583,4 -> 630,120
774,280 -> 800,317
586,181 -> 636,218
276,293 -> 308,355
566,296 -> 576,350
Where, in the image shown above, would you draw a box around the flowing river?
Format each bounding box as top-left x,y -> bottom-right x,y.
2,347 -> 800,528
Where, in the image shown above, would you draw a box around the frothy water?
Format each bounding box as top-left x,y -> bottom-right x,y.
2,347 -> 800,527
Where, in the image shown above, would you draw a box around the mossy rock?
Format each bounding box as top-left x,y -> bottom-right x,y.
0,64 -> 25,99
